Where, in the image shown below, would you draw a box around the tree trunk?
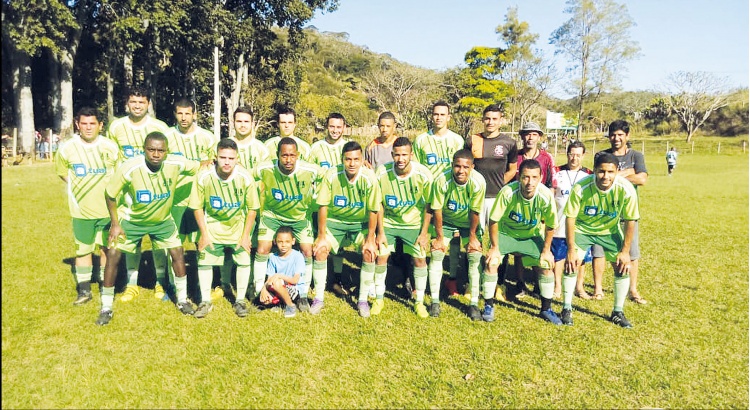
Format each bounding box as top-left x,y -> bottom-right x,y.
12,49 -> 35,154
213,42 -> 221,140
59,31 -> 80,139
47,49 -> 62,134
228,53 -> 246,137
106,70 -> 114,123
124,52 -> 133,88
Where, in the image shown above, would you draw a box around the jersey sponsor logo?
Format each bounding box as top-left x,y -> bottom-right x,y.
122,145 -> 136,158
385,194 -> 415,208
272,188 -> 302,202
334,195 -> 363,209
584,205 -> 617,218
426,153 -> 449,166
135,190 -> 170,204
509,210 -> 538,226
320,161 -> 331,168
493,145 -> 505,157
447,200 -> 467,212
210,196 -> 223,209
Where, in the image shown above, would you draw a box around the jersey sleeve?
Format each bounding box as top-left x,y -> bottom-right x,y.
54,147 -> 68,177
430,175 -> 447,210
105,164 -> 128,199
188,175 -> 204,210
541,189 -> 558,230
367,176 -> 382,213
316,168 -> 333,207
621,182 -> 640,221
633,151 -> 648,174
469,176 -> 486,214
292,252 -> 306,276
563,183 -> 582,219
507,141 -> 519,164
245,178 -> 261,211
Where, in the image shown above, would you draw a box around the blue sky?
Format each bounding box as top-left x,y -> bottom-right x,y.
309,0 -> 749,97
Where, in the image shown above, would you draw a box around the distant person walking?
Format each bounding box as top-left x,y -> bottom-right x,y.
666,147 -> 678,175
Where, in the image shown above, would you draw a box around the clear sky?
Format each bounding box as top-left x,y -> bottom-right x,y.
309,0 -> 749,98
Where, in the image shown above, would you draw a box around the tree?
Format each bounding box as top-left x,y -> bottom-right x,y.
550,0 -> 640,137
664,71 -> 731,142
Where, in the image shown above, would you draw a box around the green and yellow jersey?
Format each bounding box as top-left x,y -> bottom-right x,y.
316,165 -> 381,224
489,181 -> 558,240
264,135 -> 312,162
309,138 -> 347,170
376,162 -> 433,229
253,159 -> 321,223
413,130 -> 465,178
169,125 -> 217,207
430,169 -> 486,229
106,115 -> 170,162
229,136 -> 270,173
563,174 -> 640,236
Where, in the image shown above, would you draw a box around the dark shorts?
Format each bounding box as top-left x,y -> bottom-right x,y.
551,237 -> 592,263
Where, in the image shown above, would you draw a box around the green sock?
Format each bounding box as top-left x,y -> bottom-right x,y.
76,265 -> 93,285
374,264 -> 387,299
468,252 -> 482,305
414,265 -> 428,303
613,274 -> 631,312
235,264 -> 251,303
101,286 -> 115,311
562,273 -> 577,309
220,256 -> 233,287
428,251 -> 445,301
482,270 -> 498,300
359,262 -> 375,302
449,242 -> 460,279
198,266 -> 213,303
333,255 -> 344,274
253,253 -> 269,294
313,259 -> 327,301
174,275 -> 188,303
539,272 -> 554,299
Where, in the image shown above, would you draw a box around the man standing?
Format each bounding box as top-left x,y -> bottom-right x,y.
666,147 -> 678,175
313,141 -> 381,317
55,107 -> 119,305
593,120 -> 648,304
365,112 -> 399,170
563,153 -> 640,328
97,132 -> 200,325
264,107 -> 312,162
485,160 -> 560,324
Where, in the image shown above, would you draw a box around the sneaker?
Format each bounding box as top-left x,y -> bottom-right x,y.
357,301 -> 371,318
95,310 -> 113,326
332,283 -> 349,296
429,303 -> 440,318
297,297 -> 310,313
120,285 -> 139,302
233,300 -> 249,318
495,284 -> 508,303
309,298 -> 325,315
415,302 -> 429,318
73,290 -> 93,306
177,301 -> 195,315
468,305 -> 482,321
210,286 -> 224,301
154,284 -> 165,300
284,304 -> 298,318
371,299 -> 384,315
560,308 -> 573,326
481,304 -> 495,322
610,311 -> 633,329
514,288 -> 528,300
540,309 -> 563,325
445,279 -> 459,296
194,302 -> 213,318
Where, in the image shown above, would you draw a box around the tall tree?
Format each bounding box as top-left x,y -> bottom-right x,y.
665,71 -> 730,142
550,0 -> 640,137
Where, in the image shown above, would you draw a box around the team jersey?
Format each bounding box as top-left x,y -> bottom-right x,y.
229,136 -> 270,173
551,165 -> 592,238
264,135 -> 312,162
430,169 -> 486,229
106,154 -> 200,224
189,166 -> 260,244
316,165 -> 381,224
376,162 -> 432,229
106,115 -> 171,162
413,130 -> 465,178
488,181 -> 558,240
169,126 -> 217,207
254,159 -> 321,223
55,135 -> 120,219
666,151 -> 678,165
563,174 -> 640,236
309,138 -> 348,170
464,133 -> 519,198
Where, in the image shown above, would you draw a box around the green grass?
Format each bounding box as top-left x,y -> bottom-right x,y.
2,152 -> 748,409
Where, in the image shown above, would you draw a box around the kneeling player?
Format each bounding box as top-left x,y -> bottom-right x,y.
258,227 -> 304,318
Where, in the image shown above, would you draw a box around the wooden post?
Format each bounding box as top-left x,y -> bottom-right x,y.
718,142 -> 721,154
691,141 -> 694,154
12,127 -> 17,158
641,141 -> 645,154
666,140 -> 669,152
592,138 -> 596,154
743,141 -> 746,153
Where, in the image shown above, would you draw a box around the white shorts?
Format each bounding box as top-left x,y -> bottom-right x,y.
480,197 -> 498,228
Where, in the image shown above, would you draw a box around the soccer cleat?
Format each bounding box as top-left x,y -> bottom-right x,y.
309,298 -> 325,315
119,285 -> 140,302
514,288 -> 528,300
73,290 -> 93,306
332,283 -> 349,296
210,286 -> 224,301
95,310 -> 113,326
445,279 -> 459,296
297,297 -> 310,313
481,304 -> 495,322
194,302 -> 213,319
154,284 -> 166,300
560,308 -> 573,326
284,304 -> 298,318
610,311 -> 633,329
233,300 -> 249,318
357,301 -> 371,318
468,305 -> 482,321
540,309 -> 563,325
177,301 -> 195,315
371,299 -> 384,315
415,302 -> 429,318
429,303 -> 441,318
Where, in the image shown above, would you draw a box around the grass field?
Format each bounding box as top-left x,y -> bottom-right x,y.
2,149 -> 748,409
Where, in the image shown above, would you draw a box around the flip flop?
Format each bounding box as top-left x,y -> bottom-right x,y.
575,290 -> 592,300
592,292 -> 604,301
629,294 -> 648,305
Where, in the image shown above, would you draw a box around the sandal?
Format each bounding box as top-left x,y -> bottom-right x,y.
592,292 -> 604,301
629,294 -> 648,305
574,289 -> 592,300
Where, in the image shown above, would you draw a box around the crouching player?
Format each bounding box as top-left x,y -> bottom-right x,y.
97,132 -> 200,325
425,149 -> 486,319
258,227 -> 304,318
190,139 -> 259,318
313,141 -> 381,317
485,160 -> 559,324
562,153 -> 639,328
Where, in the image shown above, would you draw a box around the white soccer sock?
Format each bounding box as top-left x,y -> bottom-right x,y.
562,273 -> 577,309
313,259 -> 327,301
253,253 -> 269,294
174,275 -> 188,303
414,265 -> 428,303
468,252 -> 482,305
300,257 -> 313,297
374,264 -> 387,298
235,264 -> 251,303
101,287 -> 115,311
428,251 -> 445,301
198,266 -> 213,304
359,262 -> 376,302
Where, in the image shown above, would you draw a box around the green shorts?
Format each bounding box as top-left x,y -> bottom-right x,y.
326,220 -> 369,254
116,218 -> 182,254
498,233 -> 550,269
381,227 -> 426,259
72,218 -> 110,256
429,224 -> 483,249
574,232 -> 623,263
257,216 -> 314,244
198,244 -> 251,266
171,205 -> 198,242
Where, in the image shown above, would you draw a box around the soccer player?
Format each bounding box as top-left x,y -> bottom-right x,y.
413,101 -> 464,178
373,137 -> 433,317
563,152 -> 640,328
96,132 -> 200,325
551,141 -> 593,300
253,137 -> 321,312
106,86 -> 171,302
666,147 -> 678,175
485,160 -> 560,324
55,107 -> 119,305
258,227 -> 305,318
592,120 -> 648,304
427,149 -> 486,319
365,112 -> 399,170
313,141 -> 381,317
264,107 -> 312,161
191,138 -> 259,318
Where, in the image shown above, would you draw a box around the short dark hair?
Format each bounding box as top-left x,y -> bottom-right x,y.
233,106 -> 254,120
327,113 -> 346,126
278,136 -> 298,155
144,131 -> 167,148
217,138 -> 238,152
432,101 -> 451,113
482,104 -> 504,116
567,140 -> 586,154
275,226 -> 294,238
127,85 -> 150,101
608,120 -> 630,136
378,112 -> 396,123
392,136 -> 412,150
174,98 -> 196,112
519,159 -> 541,174
277,107 -> 296,121
595,152 -> 619,169
453,148 -> 474,164
342,141 -> 362,157
76,107 -> 101,122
